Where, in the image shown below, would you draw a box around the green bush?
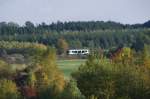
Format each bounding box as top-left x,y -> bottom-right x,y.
59,79 -> 84,99
73,55 -> 150,99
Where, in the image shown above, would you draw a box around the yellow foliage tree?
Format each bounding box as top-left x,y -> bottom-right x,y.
57,38 -> 69,55
0,79 -> 21,99
36,47 -> 65,98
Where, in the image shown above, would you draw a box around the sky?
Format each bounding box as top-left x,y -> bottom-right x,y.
0,0 -> 150,25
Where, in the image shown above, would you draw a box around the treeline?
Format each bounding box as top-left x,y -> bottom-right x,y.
0,20 -> 150,34
0,21 -> 150,50
0,29 -> 149,50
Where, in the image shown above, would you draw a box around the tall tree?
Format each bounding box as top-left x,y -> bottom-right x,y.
57,38 -> 69,55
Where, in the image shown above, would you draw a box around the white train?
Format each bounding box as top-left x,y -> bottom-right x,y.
67,49 -> 90,55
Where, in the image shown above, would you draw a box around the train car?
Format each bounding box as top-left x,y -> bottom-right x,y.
67,49 -> 90,55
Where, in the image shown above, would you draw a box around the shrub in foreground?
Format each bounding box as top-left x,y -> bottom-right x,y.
73,55 -> 150,99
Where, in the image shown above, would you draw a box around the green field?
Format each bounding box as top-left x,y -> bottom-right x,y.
57,59 -> 86,78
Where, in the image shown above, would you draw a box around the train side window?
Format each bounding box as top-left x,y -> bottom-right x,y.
78,51 -> 81,53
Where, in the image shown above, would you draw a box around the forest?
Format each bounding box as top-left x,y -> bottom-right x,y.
0,20 -> 150,99
0,20 -> 150,50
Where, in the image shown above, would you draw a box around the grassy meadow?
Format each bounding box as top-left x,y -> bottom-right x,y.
57,59 -> 86,78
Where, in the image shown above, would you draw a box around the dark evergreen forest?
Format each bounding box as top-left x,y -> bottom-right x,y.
0,20 -> 150,50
